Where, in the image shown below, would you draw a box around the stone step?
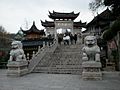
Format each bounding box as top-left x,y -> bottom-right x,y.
33,70 -> 82,75
35,65 -> 82,69
34,67 -> 82,70
33,67 -> 82,75
33,43 -> 84,74
37,60 -> 82,67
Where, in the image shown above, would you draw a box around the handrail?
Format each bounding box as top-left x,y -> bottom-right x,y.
28,40 -> 58,73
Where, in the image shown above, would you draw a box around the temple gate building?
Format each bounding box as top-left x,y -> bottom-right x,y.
41,11 -> 86,39
19,11 -> 86,59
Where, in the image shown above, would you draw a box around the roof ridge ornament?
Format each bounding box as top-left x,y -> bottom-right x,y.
33,21 -> 35,25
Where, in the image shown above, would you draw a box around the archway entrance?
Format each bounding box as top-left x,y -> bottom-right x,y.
54,20 -> 73,39
56,28 -> 71,34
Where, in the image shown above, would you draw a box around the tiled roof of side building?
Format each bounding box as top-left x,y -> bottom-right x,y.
87,8 -> 113,27
22,21 -> 45,35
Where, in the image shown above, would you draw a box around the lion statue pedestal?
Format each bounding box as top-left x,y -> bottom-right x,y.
7,41 -> 28,77
82,36 -> 102,80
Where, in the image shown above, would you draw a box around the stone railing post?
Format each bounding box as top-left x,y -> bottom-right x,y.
38,46 -> 41,51
32,51 -> 35,58
43,41 -> 46,48
27,53 -> 29,60
47,42 -> 49,47
49,42 -> 52,47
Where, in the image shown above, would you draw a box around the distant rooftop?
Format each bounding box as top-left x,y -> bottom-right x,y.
48,11 -> 80,20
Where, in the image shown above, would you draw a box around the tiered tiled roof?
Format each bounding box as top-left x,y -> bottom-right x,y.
41,20 -> 55,27
74,21 -> 86,28
48,11 -> 79,20
22,21 -> 45,35
41,20 -> 86,28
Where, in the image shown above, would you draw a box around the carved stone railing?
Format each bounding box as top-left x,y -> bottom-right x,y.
28,40 -> 58,73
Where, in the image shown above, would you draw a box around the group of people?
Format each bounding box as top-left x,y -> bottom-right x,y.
58,33 -> 77,45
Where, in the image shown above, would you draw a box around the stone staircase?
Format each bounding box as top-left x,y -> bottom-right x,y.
32,43 -> 83,75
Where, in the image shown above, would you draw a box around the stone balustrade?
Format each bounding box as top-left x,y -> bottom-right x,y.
28,40 -> 58,73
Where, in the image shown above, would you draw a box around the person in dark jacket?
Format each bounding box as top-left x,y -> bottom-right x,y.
74,33 -> 77,44
57,34 -> 63,45
70,34 -> 74,44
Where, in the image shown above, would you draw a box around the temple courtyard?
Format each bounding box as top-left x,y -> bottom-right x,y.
0,69 -> 120,90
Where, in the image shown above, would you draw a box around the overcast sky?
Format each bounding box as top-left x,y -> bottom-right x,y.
0,0 -> 104,33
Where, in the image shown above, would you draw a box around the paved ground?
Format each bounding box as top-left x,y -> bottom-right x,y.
0,69 -> 120,90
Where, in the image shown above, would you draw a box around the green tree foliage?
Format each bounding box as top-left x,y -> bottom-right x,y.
0,26 -> 11,68
89,0 -> 120,19
0,53 -> 9,69
103,28 -> 114,41
104,0 -> 120,19
102,20 -> 120,71
0,26 -> 5,32
89,0 -> 104,12
111,19 -> 120,32
103,19 -> 120,41
0,26 -> 11,48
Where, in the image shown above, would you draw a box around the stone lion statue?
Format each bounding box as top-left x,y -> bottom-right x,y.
9,41 -> 26,61
82,35 -> 100,62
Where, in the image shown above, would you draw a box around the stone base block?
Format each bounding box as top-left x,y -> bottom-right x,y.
82,61 -> 101,68
7,61 -> 28,77
82,72 -> 102,80
82,61 -> 102,80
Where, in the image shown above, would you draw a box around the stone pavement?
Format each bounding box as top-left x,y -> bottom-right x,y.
0,69 -> 120,90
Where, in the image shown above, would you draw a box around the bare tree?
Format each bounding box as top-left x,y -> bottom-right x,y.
0,26 -> 6,33
22,18 -> 31,30
89,0 -> 105,13
0,26 -> 11,48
